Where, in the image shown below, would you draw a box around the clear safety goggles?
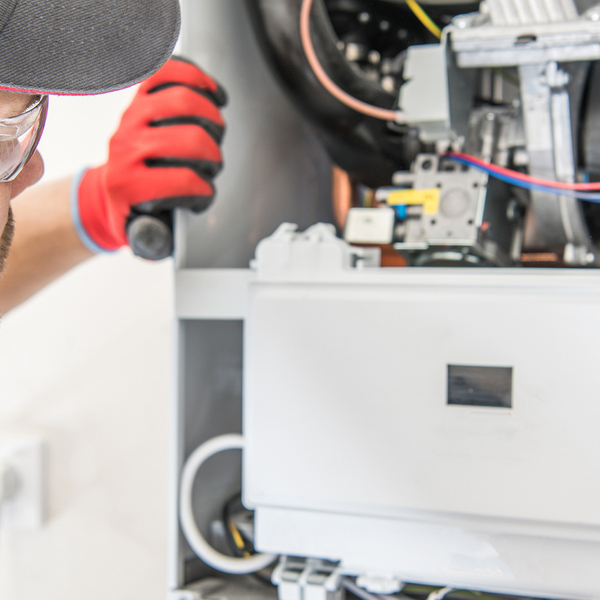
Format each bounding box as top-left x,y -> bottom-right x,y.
0,95 -> 48,182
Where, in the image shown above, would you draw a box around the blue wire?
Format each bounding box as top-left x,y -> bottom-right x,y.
448,155 -> 600,203
395,205 -> 407,219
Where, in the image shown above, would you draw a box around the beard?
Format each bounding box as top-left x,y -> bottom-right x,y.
0,206 -> 15,278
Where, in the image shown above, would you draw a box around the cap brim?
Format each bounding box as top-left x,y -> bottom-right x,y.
0,0 -> 180,95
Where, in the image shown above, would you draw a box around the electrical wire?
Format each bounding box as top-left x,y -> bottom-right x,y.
427,588 -> 454,600
402,586 -> 514,600
405,0 -> 442,38
179,434 -> 277,574
221,494 -> 275,586
446,151 -> 600,202
342,578 -> 410,600
448,151 -> 600,191
222,492 -> 255,559
300,0 -> 403,122
342,579 -> 388,600
406,0 -> 548,81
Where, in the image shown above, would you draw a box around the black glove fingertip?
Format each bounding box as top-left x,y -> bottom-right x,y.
189,195 -> 216,213
212,82 -> 228,108
169,54 -> 228,107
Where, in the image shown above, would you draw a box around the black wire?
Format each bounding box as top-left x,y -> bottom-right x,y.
222,492 -> 251,557
221,491 -> 275,587
221,492 -> 240,557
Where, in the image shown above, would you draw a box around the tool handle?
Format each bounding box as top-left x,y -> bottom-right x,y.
126,212 -> 173,260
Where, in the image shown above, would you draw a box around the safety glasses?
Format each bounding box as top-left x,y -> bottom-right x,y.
0,95 -> 48,182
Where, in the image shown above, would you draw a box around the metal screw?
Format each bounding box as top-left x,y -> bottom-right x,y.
381,75 -> 395,92
368,50 -> 381,64
345,43 -> 362,62
358,11 -> 370,23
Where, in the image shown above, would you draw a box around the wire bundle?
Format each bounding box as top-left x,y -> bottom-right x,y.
446,151 -> 600,202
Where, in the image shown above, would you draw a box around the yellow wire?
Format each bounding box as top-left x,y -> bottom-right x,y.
228,521 -> 251,557
405,0 -> 442,39
227,520 -> 246,551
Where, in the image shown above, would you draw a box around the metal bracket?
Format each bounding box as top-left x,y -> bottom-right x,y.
519,61 -> 592,260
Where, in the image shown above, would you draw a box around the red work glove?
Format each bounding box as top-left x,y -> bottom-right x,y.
72,56 -> 226,258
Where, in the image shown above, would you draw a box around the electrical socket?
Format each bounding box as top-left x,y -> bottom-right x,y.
0,436 -> 46,530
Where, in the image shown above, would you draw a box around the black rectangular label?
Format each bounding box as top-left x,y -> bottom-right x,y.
447,365 -> 512,408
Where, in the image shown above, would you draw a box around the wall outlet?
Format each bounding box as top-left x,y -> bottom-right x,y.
0,436 -> 46,530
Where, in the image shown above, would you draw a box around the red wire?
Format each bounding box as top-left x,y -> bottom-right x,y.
447,151 -> 600,191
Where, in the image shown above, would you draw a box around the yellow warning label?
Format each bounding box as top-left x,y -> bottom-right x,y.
386,188 -> 440,215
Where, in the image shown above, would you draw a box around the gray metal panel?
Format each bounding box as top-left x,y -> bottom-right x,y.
177,0 -> 335,269
171,320 -> 246,589
171,0 -> 335,591
181,320 -> 245,585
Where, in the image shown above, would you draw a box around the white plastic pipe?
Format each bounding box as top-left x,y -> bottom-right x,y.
179,433 -> 277,574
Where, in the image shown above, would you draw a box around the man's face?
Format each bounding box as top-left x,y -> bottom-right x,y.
0,91 -> 45,276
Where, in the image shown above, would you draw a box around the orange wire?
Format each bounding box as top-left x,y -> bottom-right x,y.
299,0 -> 402,122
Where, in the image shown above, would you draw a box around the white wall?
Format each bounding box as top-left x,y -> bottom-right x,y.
0,88 -> 174,597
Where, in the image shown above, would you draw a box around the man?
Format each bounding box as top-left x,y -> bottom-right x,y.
0,0 -> 225,313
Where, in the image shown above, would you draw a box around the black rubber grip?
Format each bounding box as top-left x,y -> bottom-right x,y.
127,213 -> 173,260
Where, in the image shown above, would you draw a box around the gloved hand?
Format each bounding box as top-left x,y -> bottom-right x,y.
72,56 -> 227,259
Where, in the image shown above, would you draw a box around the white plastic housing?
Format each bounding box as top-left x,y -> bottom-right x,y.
243,224 -> 600,600
344,207 -> 395,244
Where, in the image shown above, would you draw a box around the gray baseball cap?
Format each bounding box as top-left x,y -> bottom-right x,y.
0,0 -> 181,95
